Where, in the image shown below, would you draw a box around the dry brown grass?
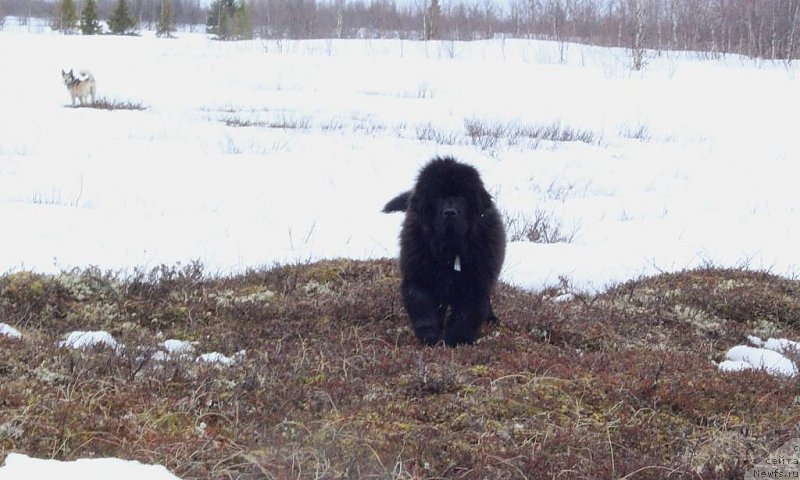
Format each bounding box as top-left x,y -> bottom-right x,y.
81,97 -> 148,111
1,261 -> 799,478
504,209 -> 579,243
464,119 -> 599,151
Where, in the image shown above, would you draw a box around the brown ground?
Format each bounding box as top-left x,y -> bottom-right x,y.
1,260 -> 798,479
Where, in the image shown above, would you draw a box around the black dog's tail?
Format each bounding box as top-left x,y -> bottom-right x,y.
382,191 -> 412,213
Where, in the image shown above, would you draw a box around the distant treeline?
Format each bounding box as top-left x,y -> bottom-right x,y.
2,0 -> 798,60
1,0 -> 206,28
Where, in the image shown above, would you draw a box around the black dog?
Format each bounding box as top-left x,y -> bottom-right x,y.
383,157 -> 506,346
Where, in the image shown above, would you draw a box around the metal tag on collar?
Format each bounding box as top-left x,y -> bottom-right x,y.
454,255 -> 461,272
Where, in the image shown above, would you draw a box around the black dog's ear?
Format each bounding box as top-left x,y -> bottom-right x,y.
382,191 -> 412,213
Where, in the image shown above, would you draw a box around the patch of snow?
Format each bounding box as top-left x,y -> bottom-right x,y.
761,337 -> 800,354
721,344 -> 797,378
746,335 -> 764,347
58,330 -> 122,352
0,453 -> 180,480
196,350 -> 246,366
552,293 -> 575,303
150,339 -> 198,361
717,360 -> 753,373
163,339 -> 197,355
0,323 -> 22,339
150,351 -> 169,362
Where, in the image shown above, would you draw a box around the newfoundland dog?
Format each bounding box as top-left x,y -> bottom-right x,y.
383,157 -> 505,346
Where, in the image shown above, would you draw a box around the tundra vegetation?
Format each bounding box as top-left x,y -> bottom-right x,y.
1,260 -> 798,477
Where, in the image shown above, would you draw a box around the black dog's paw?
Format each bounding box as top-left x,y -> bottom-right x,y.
413,321 -> 442,346
443,330 -> 478,347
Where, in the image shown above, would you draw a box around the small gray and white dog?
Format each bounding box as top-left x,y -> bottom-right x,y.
61,69 -> 97,107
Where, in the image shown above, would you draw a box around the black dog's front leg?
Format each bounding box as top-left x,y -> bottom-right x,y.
401,282 -> 444,346
485,300 -> 499,324
444,296 -> 485,346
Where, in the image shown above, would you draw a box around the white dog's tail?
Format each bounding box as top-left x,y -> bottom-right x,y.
77,69 -> 95,82
78,69 -> 97,102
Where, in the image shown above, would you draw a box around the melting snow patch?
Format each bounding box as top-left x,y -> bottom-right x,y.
196,350 -> 246,366
0,323 -> 22,339
747,335 -> 764,346
718,335 -> 798,378
552,293 -> 575,303
150,351 -> 169,362
163,339 -> 197,355
151,339 -> 198,361
717,360 -> 753,373
58,331 -> 122,353
760,337 -> 800,354
0,453 -> 181,480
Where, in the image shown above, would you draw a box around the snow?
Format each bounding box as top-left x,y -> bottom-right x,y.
149,339 -> 196,361
0,453 -> 180,480
0,323 -> 22,339
58,330 -> 122,352
552,293 -> 575,303
717,360 -> 753,373
2,19 -> 800,479
53,331 -> 239,365
48,330 -> 243,366
162,339 -> 197,355
196,350 -> 246,365
148,339 -> 242,363
718,336 -> 799,377
1,25 -> 799,294
750,336 -> 800,354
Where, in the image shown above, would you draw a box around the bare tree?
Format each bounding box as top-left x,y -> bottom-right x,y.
424,0 -> 440,40
0,0 -> 788,60
630,0 -> 646,69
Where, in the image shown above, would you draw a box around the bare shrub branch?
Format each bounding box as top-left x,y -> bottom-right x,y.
504,208 -> 579,243
81,97 -> 147,111
465,118 -> 599,151
416,122 -> 458,145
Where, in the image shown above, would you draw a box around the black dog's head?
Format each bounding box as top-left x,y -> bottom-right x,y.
431,194 -> 469,237
409,157 -> 493,239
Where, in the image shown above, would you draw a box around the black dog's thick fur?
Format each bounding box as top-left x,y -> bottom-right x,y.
383,157 -> 506,346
